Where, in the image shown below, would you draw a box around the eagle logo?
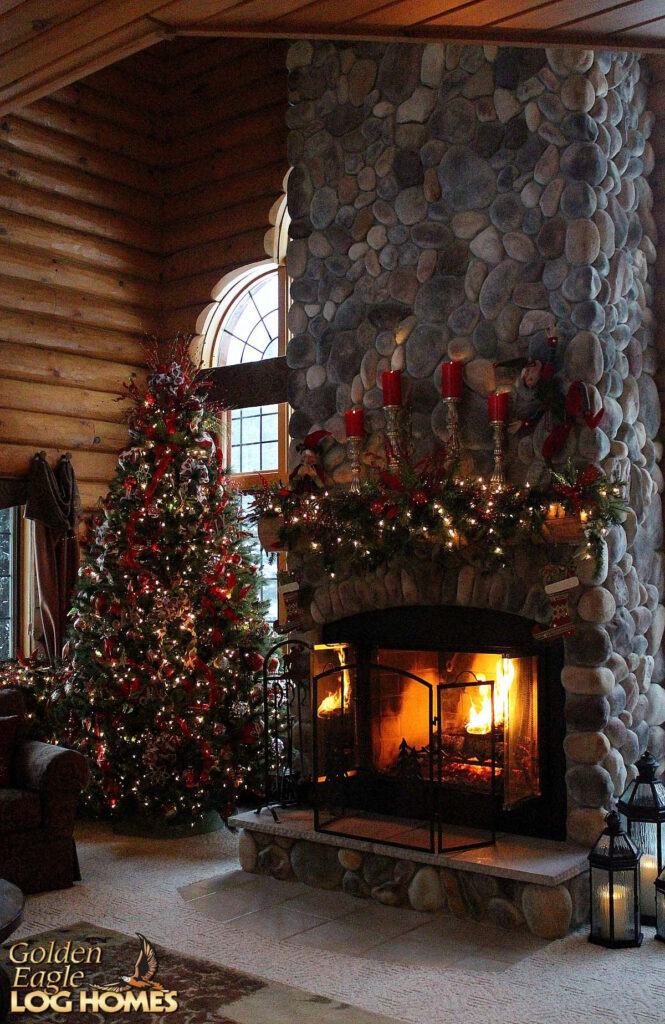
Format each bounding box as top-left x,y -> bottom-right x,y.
100,934 -> 165,992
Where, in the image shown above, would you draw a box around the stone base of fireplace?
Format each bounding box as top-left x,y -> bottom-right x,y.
229,808 -> 588,939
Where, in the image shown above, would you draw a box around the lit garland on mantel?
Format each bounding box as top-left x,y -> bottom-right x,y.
251,461 -> 628,578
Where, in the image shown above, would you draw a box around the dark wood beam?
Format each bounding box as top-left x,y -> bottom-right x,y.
195,355 -> 288,410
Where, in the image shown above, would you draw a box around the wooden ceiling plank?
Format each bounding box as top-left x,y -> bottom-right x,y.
342,0 -> 487,29
421,0 -> 560,28
0,21 -> 164,117
568,0 -> 665,32
0,0 -> 95,57
185,0 -> 334,26
143,0 -> 248,27
620,16 -> 665,37
491,0 -> 648,30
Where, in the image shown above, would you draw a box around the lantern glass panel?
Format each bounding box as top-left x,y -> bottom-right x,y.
590,867 -> 637,943
632,781 -> 665,810
633,820 -> 659,918
657,890 -> 665,938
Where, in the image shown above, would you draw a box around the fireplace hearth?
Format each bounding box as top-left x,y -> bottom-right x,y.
312,606 -> 565,851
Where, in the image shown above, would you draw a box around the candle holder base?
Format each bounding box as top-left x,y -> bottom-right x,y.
588,933 -> 643,949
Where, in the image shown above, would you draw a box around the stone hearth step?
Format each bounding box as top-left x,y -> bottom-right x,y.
229,808 -> 589,938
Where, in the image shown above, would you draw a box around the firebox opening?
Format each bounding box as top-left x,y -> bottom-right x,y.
315,606 -> 566,847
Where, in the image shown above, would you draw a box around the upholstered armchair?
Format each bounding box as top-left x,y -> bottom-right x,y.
0,689 -> 89,893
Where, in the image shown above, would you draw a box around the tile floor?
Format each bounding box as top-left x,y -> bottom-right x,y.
179,870 -> 550,973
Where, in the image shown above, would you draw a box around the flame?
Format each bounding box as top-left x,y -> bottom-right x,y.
317,685 -> 351,717
465,658 -> 515,735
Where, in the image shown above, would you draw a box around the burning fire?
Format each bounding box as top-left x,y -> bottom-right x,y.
317,685 -> 351,717
465,658 -> 515,735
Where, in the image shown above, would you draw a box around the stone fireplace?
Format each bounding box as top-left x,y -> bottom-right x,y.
230,39 -> 665,938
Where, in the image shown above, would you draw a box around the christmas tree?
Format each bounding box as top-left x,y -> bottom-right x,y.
58,338 -> 271,831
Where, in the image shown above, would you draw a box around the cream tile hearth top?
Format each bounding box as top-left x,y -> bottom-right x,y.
229,809 -> 588,887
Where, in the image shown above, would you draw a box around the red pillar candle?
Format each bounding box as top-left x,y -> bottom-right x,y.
441,360 -> 463,399
488,391 -> 509,422
345,408 -> 365,437
382,369 -> 402,406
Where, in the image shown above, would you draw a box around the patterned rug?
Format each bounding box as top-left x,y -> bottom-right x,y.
2,923 -> 404,1024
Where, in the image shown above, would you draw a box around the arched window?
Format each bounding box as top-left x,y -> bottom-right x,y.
203,263 -> 289,622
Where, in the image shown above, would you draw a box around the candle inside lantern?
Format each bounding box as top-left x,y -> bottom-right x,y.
640,854 -> 659,917
441,360 -> 463,400
488,391 -> 509,422
345,407 -> 364,438
579,509 -> 589,524
382,370 -> 402,406
595,881 -> 633,942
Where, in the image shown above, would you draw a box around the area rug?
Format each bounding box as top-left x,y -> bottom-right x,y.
2,923 -> 405,1024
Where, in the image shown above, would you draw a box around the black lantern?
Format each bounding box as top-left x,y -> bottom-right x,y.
618,752 -> 665,925
589,810 -> 642,948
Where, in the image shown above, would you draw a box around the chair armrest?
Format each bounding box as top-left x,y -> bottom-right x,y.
13,741 -> 89,795
13,741 -> 89,836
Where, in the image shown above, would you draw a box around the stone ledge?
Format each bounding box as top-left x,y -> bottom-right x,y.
229,808 -> 588,886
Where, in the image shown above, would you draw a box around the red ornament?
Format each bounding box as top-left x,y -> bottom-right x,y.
411,490 -> 428,506
92,594 -> 109,614
242,720 -> 263,744
370,499 -> 385,516
183,769 -> 198,788
247,652 -> 264,672
108,601 -> 123,617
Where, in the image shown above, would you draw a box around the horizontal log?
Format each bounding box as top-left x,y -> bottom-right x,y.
51,80 -> 162,138
0,340 -> 146,394
163,161 -> 286,223
163,70 -> 287,139
0,442 -> 118,483
0,407 -> 128,453
196,357 -> 288,409
20,97 -> 165,167
0,242 -> 161,307
163,42 -> 287,117
0,276 -> 159,333
162,227 -> 269,283
0,207 -> 161,280
0,177 -> 162,252
0,116 -> 159,193
0,19 -> 163,119
0,146 -> 162,222
160,37 -> 263,87
161,305 -> 206,338
78,481 -> 108,510
79,63 -> 165,118
0,377 -> 132,423
0,310 -> 147,365
163,195 -> 275,254
158,103 -> 287,178
162,141 -> 286,205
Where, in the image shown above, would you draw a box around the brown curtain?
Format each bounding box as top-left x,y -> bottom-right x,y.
24,453 -> 81,666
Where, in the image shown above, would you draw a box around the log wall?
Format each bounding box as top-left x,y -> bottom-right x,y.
0,36 -> 288,508
0,56 -> 163,508
157,38 -> 289,337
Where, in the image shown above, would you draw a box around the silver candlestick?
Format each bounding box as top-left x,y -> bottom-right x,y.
384,404 -> 401,473
346,435 -> 364,493
490,419 -> 506,489
443,397 -> 460,460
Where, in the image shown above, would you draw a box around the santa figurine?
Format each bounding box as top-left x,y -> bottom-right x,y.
289,430 -> 331,493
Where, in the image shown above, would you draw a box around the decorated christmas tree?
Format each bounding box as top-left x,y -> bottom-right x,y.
57,338 -> 271,832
